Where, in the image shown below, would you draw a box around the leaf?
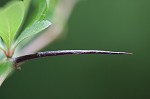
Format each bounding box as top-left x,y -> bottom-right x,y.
23,0 -> 31,13
14,0 -> 51,49
0,61 -> 14,86
15,20 -> 51,48
33,0 -> 50,21
0,0 -> 51,86
46,0 -> 59,20
0,38 -> 5,50
24,0 -> 50,28
0,1 -> 24,48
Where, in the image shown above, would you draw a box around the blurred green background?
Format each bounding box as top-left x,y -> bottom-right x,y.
1,0 -> 150,99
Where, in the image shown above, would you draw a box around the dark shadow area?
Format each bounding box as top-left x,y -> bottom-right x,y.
0,0 -> 11,7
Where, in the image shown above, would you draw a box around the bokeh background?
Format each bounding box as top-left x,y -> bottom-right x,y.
1,0 -> 150,99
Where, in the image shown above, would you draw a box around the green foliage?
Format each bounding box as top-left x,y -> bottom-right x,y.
34,0 -> 50,21
15,0 -> 59,50
0,0 -> 52,52
15,20 -> 51,48
25,0 -> 51,27
0,61 -> 13,86
14,0 -> 52,49
0,1 -> 24,49
0,0 -> 55,86
46,0 -> 59,20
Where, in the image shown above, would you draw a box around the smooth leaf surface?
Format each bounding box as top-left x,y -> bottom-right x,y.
0,38 -> 5,50
46,0 -> 59,20
15,0 -> 51,49
23,0 -> 31,13
0,1 -> 24,48
33,0 -> 50,21
25,0 -> 50,27
15,20 -> 51,48
0,61 -> 13,86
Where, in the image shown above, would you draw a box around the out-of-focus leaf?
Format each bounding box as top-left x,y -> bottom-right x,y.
15,0 -> 52,49
46,0 -> 59,20
25,0 -> 50,27
0,38 -> 5,50
33,0 -> 50,21
0,61 -> 13,86
23,0 -> 31,13
0,45 -> 6,62
0,1 -> 24,48
15,20 -> 51,48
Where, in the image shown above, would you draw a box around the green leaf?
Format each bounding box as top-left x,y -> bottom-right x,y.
14,0 -> 51,49
24,0 -> 50,27
46,0 -> 59,20
0,51 -> 5,61
0,61 -> 13,86
23,0 -> 31,12
33,0 -> 50,21
0,38 -> 5,50
0,1 -> 24,48
15,20 -> 51,48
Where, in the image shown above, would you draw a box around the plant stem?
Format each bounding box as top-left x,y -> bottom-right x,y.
13,50 -> 131,66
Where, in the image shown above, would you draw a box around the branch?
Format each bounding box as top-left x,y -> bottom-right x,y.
13,50 -> 131,65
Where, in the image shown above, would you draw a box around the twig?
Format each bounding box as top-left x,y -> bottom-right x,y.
13,50 -> 131,65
